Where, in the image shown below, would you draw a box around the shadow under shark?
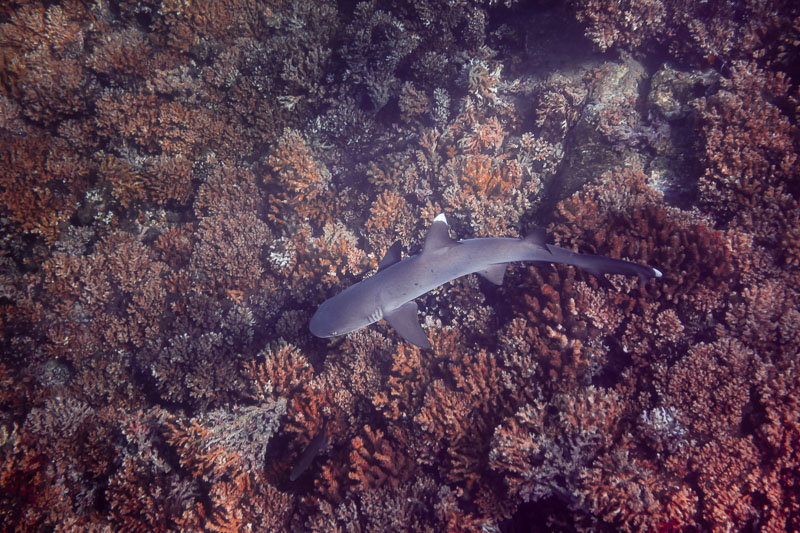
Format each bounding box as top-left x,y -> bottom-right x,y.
310,213 -> 662,349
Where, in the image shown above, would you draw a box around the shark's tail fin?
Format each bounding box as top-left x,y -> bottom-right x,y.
579,253 -> 662,288
542,243 -> 661,287
526,237 -> 662,289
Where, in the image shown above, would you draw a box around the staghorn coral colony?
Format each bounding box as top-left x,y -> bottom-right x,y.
1,0 -> 799,530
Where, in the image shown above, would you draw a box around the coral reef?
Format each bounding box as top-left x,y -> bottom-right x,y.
1,0 -> 799,531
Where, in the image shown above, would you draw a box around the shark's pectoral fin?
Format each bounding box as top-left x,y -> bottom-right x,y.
383,301 -> 432,349
478,263 -> 508,285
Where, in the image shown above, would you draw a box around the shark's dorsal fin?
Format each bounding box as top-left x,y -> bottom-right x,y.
378,241 -> 402,272
523,228 -> 551,253
423,213 -> 457,253
478,263 -> 508,285
383,301 -> 432,349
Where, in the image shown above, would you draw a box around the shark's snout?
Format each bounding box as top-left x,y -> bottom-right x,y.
309,299 -> 351,338
309,308 -> 333,337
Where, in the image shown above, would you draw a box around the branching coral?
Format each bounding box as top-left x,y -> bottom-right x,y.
2,0 -> 799,531
266,128 -> 337,225
490,387 -> 623,505
166,399 -> 286,483
696,61 -> 799,254
572,0 -> 796,67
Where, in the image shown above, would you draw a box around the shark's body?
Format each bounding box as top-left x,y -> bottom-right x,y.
290,422 -> 328,481
310,214 -> 661,349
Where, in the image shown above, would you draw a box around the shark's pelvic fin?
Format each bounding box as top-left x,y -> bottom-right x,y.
378,241 -> 403,272
423,213 -> 458,253
478,263 -> 508,285
383,301 -> 432,349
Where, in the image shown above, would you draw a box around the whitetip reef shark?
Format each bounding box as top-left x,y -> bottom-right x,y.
310,213 -> 662,349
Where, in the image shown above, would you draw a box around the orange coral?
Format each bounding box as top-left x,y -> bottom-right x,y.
191,212 -> 272,293
0,135 -> 89,242
579,446 -> 698,532
142,154 -> 194,206
364,190 -> 418,253
2,0 -> 799,530
287,221 -> 369,292
372,342 -> 430,421
165,399 -> 286,485
98,154 -> 145,210
348,424 -> 413,492
398,81 -> 431,123
246,342 -> 314,402
266,128 -> 336,225
697,62 -> 799,249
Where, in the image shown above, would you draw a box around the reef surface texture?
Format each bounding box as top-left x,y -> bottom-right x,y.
1,0 -> 799,531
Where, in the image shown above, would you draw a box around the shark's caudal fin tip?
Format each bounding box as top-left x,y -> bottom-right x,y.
433,213 -> 448,225
652,268 -> 663,278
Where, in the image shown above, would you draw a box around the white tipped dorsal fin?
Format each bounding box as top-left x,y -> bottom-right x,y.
423,213 -> 457,253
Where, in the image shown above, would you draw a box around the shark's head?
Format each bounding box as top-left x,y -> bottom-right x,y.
309,294 -> 370,338
308,302 -> 339,338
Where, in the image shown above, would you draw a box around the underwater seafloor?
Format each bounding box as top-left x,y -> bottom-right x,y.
1,0 -> 799,531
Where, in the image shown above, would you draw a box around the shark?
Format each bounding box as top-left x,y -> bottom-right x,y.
289,421 -> 328,482
309,213 -> 662,349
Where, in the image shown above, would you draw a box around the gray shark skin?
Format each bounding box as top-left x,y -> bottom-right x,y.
290,421 -> 328,482
309,214 -> 662,349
